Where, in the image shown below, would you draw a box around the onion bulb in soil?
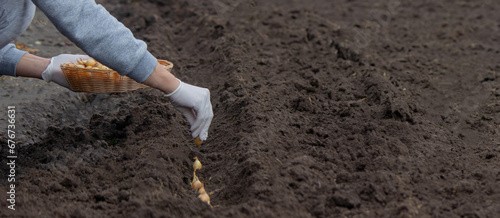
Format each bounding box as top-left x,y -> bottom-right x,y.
193,157 -> 202,171
198,192 -> 210,204
192,179 -> 202,190
197,184 -> 206,194
194,137 -> 203,146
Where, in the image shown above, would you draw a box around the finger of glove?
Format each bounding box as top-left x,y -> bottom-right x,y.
191,102 -> 213,140
190,111 -> 205,138
175,106 -> 197,126
198,106 -> 213,141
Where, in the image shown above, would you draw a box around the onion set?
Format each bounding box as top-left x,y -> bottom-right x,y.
194,137 -> 203,146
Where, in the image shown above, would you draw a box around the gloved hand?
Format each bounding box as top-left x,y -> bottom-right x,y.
166,80 -> 213,141
41,54 -> 91,89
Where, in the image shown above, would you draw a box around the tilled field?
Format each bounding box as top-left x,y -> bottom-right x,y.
1,0 -> 499,217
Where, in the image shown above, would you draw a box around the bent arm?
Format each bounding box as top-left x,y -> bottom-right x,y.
31,0 -> 156,83
31,0 -> 180,94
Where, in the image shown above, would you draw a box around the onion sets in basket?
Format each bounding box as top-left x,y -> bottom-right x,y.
60,58 -> 173,93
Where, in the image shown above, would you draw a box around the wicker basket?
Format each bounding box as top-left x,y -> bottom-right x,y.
61,59 -> 173,93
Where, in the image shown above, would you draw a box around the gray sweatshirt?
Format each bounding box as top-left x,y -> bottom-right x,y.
0,0 -> 157,83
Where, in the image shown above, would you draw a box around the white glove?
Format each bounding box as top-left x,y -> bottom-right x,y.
166,81 -> 213,141
41,54 -> 91,89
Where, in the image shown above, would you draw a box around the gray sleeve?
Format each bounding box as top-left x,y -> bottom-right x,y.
0,0 -> 34,77
0,44 -> 27,77
31,0 -> 157,83
0,0 -> 36,49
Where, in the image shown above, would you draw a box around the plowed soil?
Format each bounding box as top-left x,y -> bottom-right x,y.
1,0 -> 499,217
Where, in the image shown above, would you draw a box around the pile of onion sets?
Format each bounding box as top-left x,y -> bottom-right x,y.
61,58 -> 111,70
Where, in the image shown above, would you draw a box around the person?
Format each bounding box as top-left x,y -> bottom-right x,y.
0,0 -> 213,142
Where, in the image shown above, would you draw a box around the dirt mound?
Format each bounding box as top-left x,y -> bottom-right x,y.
1,0 -> 499,217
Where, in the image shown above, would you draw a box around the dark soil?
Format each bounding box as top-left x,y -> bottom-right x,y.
1,0 -> 499,217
